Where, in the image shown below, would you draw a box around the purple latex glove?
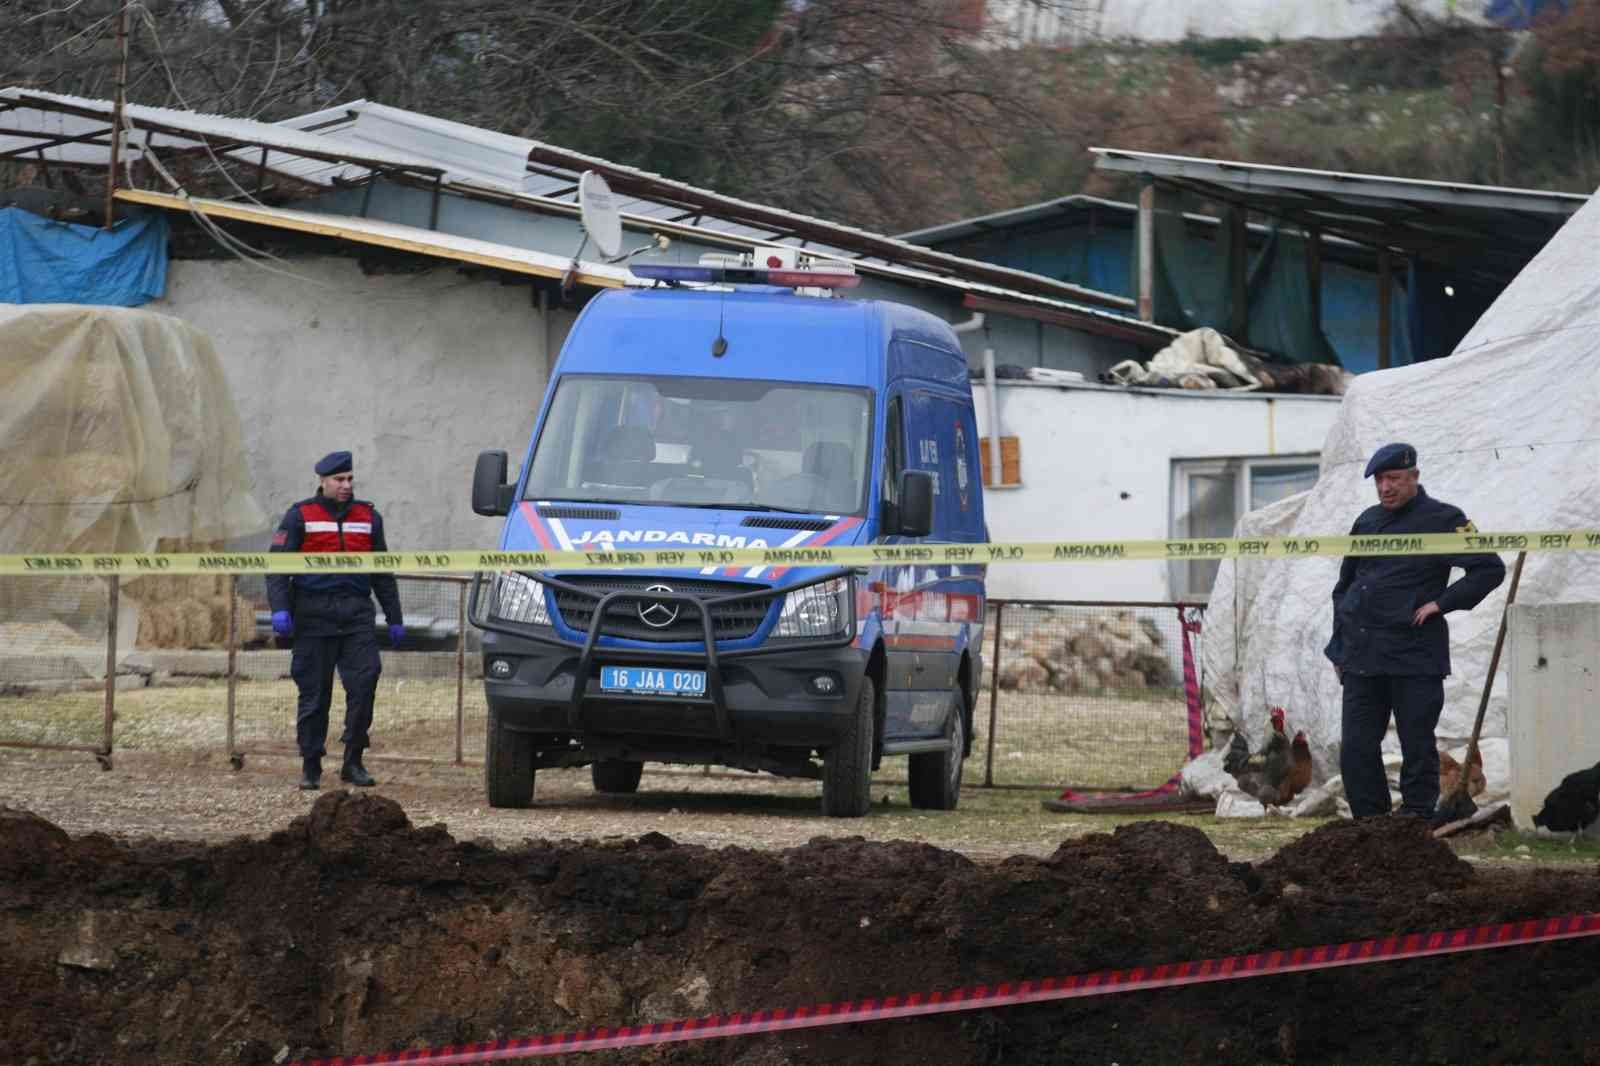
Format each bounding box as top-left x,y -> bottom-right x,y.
388,623 -> 406,646
271,610 -> 293,638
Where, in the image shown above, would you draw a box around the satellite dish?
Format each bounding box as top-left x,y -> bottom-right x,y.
577,171 -> 623,260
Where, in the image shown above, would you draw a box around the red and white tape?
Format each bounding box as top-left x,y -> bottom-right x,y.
294,911 -> 1600,1065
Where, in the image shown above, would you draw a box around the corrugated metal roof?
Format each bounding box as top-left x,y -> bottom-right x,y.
267,100 -> 1137,313
0,89 -> 445,179
1090,147 -> 1588,278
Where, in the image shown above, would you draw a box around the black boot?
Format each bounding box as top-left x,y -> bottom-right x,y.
298,756 -> 322,791
340,747 -> 376,787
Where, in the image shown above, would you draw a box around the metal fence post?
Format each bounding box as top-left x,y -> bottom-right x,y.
100,575 -> 118,770
984,601 -> 1003,788
226,573 -> 239,767
455,579 -> 466,765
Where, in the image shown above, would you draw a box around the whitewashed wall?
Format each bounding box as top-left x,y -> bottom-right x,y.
972,380 -> 1342,602
153,257 -> 570,553
1509,602 -> 1600,834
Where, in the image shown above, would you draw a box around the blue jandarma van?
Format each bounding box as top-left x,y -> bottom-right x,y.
470,253 -> 986,816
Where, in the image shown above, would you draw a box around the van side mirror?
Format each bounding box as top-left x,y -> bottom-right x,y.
897,470 -> 935,537
472,450 -> 515,517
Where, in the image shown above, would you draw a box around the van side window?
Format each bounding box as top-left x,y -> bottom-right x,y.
882,395 -> 905,510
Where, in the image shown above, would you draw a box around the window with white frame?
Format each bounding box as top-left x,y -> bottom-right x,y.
1169,456 -> 1321,601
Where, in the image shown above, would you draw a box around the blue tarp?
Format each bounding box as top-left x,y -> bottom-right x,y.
1484,0 -> 1569,29
0,207 -> 168,307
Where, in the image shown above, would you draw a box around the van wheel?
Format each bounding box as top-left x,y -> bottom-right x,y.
908,692 -> 964,811
822,676 -> 875,818
592,759 -> 644,794
485,707 -> 535,808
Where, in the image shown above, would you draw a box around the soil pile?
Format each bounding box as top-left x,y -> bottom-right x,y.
3,798 -> 1599,1065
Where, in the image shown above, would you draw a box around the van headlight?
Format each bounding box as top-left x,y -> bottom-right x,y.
490,572 -> 552,627
774,577 -> 852,639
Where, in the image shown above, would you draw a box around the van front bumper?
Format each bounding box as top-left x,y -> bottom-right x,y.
474,574 -> 866,750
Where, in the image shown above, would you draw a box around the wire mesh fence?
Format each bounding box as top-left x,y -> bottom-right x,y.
974,601 -> 1203,791
0,581 -> 1201,790
0,575 -> 117,757
226,576 -> 473,766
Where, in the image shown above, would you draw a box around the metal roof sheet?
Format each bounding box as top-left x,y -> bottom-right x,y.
0,89 -> 444,179
1089,147 -> 1589,278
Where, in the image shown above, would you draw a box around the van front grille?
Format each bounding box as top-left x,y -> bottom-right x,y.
552,576 -> 775,643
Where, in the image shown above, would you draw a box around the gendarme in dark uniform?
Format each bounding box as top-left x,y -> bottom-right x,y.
266,451 -> 405,790
1324,443 -> 1505,823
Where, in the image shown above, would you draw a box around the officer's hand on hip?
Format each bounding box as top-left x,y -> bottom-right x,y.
388,623 -> 406,646
1412,601 -> 1442,626
271,610 -> 294,638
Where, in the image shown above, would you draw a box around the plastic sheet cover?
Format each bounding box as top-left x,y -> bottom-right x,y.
1195,185 -> 1600,805
0,305 -> 267,670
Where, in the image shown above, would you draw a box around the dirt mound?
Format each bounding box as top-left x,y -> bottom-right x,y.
1260,815 -> 1476,895
3,800 -> 1600,1065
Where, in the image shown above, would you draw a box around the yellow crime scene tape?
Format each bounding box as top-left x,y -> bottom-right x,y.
1,531 -> 1595,577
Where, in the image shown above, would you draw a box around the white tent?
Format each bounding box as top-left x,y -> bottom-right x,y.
1195,185 -> 1600,807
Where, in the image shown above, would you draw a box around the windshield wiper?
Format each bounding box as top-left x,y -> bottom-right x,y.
659,502 -> 828,515
532,497 -> 640,506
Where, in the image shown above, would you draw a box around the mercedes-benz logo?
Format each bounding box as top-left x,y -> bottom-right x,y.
637,584 -> 680,629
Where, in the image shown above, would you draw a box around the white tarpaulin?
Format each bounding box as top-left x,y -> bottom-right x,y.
1197,185 -> 1600,804
987,0 -> 1485,45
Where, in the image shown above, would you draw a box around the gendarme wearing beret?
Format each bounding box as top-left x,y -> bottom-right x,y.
1324,441 -> 1505,825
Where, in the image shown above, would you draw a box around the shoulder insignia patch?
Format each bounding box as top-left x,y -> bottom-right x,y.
1456,521 -> 1477,533
272,530 -> 288,546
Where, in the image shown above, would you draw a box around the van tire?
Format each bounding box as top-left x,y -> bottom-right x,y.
485,708 -> 535,808
908,692 -> 965,811
822,676 -> 875,817
592,758 -> 644,794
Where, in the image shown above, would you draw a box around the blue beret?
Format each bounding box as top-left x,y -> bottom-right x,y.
314,450 -> 353,476
1364,442 -> 1417,478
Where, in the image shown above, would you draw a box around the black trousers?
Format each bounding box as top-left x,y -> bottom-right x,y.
1340,673 -> 1445,819
291,627 -> 382,759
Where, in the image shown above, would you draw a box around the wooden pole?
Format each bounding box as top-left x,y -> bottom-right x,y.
1228,205 -> 1249,344
1306,227 -> 1323,335
1137,178 -> 1155,323
1377,249 -> 1393,370
103,0 -> 129,230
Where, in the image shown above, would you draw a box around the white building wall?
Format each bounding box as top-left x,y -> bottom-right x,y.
1508,602 -> 1600,835
152,257 -> 568,554
972,380 -> 1342,602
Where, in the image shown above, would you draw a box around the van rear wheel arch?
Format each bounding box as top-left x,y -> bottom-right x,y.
957,650 -> 976,759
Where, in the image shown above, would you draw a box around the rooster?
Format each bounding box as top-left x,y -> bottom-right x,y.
1438,747 -> 1485,801
1532,760 -> 1600,848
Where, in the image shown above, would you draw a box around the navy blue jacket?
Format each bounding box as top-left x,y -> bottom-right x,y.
265,494 -> 403,634
1325,486 -> 1505,677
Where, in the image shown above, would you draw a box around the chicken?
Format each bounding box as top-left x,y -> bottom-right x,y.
1266,731 -> 1313,807
1532,760 -> 1600,847
1438,747 -> 1486,801
1231,706 -> 1292,804
1222,729 -> 1252,776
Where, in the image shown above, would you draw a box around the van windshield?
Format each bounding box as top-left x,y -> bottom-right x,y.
525,375 -> 874,515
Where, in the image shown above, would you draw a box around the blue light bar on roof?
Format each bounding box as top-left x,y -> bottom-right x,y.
630,264 -> 720,284
630,261 -> 860,290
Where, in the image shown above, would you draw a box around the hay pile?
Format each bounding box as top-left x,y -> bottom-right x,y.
994,609 -> 1177,694
126,538 -> 241,650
